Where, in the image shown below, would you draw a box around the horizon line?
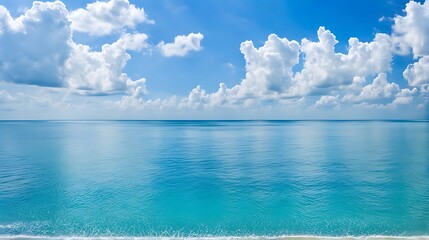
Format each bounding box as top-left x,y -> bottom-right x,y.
0,119 -> 428,122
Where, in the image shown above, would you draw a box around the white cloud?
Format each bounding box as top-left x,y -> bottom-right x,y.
403,55 -> 429,86
164,34 -> 301,110
0,2 -> 148,95
343,73 -> 399,103
115,89 -> 177,111
293,27 -> 392,95
170,33 -> 301,109
169,27 -> 394,110
179,84 -> 231,109
174,27 -> 392,110
179,85 -> 210,109
315,95 -> 339,108
159,32 -> 204,57
0,5 -> 23,33
65,33 -> 148,95
393,88 -> 417,105
109,0 -> 427,117
0,0 -> 428,120
114,32 -> 148,51
0,1 -> 71,87
237,34 -> 300,97
69,0 -> 153,36
392,0 -> 429,57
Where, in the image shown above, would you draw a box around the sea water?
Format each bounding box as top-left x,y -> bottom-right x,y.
0,120 -> 428,239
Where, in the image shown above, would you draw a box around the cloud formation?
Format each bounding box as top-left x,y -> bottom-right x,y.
159,32 -> 204,57
294,28 -> 392,95
393,0 -> 429,57
403,55 -> 429,87
69,0 -> 153,36
0,1 -> 152,96
238,34 -> 300,96
0,0 -> 428,119
65,33 -> 148,95
161,27 -> 398,110
315,95 -> 339,108
394,0 -> 429,90
342,73 -> 399,103
0,1 -> 71,87
0,0 -> 206,98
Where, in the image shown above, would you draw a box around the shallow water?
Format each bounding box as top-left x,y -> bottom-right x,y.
0,120 -> 428,238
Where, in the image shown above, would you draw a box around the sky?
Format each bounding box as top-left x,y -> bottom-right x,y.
0,0 -> 428,119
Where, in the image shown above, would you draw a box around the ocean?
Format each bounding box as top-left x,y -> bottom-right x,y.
0,120 -> 428,239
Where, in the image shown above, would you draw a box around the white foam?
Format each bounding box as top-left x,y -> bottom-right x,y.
0,225 -> 15,229
0,235 -> 428,240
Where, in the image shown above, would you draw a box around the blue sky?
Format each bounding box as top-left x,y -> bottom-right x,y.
0,0 -> 428,119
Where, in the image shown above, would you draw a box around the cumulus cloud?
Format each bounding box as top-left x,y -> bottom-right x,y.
69,0 -> 153,36
315,95 -> 340,108
0,1 -> 71,87
65,33 -> 148,95
116,22 -> 424,112
237,34 -> 300,97
161,34 -> 302,110
178,27 -> 393,110
342,73 -> 400,103
179,84 -> 231,109
0,1 -> 149,96
0,6 -> 23,33
0,0 -> 428,119
403,55 -> 429,87
115,88 -> 177,111
159,32 -> 204,57
316,73 -> 417,109
165,33 -> 301,110
111,0 -> 427,115
393,88 -> 417,105
392,0 -> 429,57
165,27 -> 394,110
294,27 -> 392,95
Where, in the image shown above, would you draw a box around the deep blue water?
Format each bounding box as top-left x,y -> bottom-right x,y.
0,120 -> 428,238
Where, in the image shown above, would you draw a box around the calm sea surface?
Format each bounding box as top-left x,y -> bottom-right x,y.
0,120 -> 428,239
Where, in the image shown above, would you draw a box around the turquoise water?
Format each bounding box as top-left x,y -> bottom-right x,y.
0,120 -> 428,239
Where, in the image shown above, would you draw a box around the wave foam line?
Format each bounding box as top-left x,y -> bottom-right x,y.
0,235 -> 429,240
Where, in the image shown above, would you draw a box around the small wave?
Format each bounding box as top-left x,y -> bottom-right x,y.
0,235 -> 428,240
0,226 -> 15,229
